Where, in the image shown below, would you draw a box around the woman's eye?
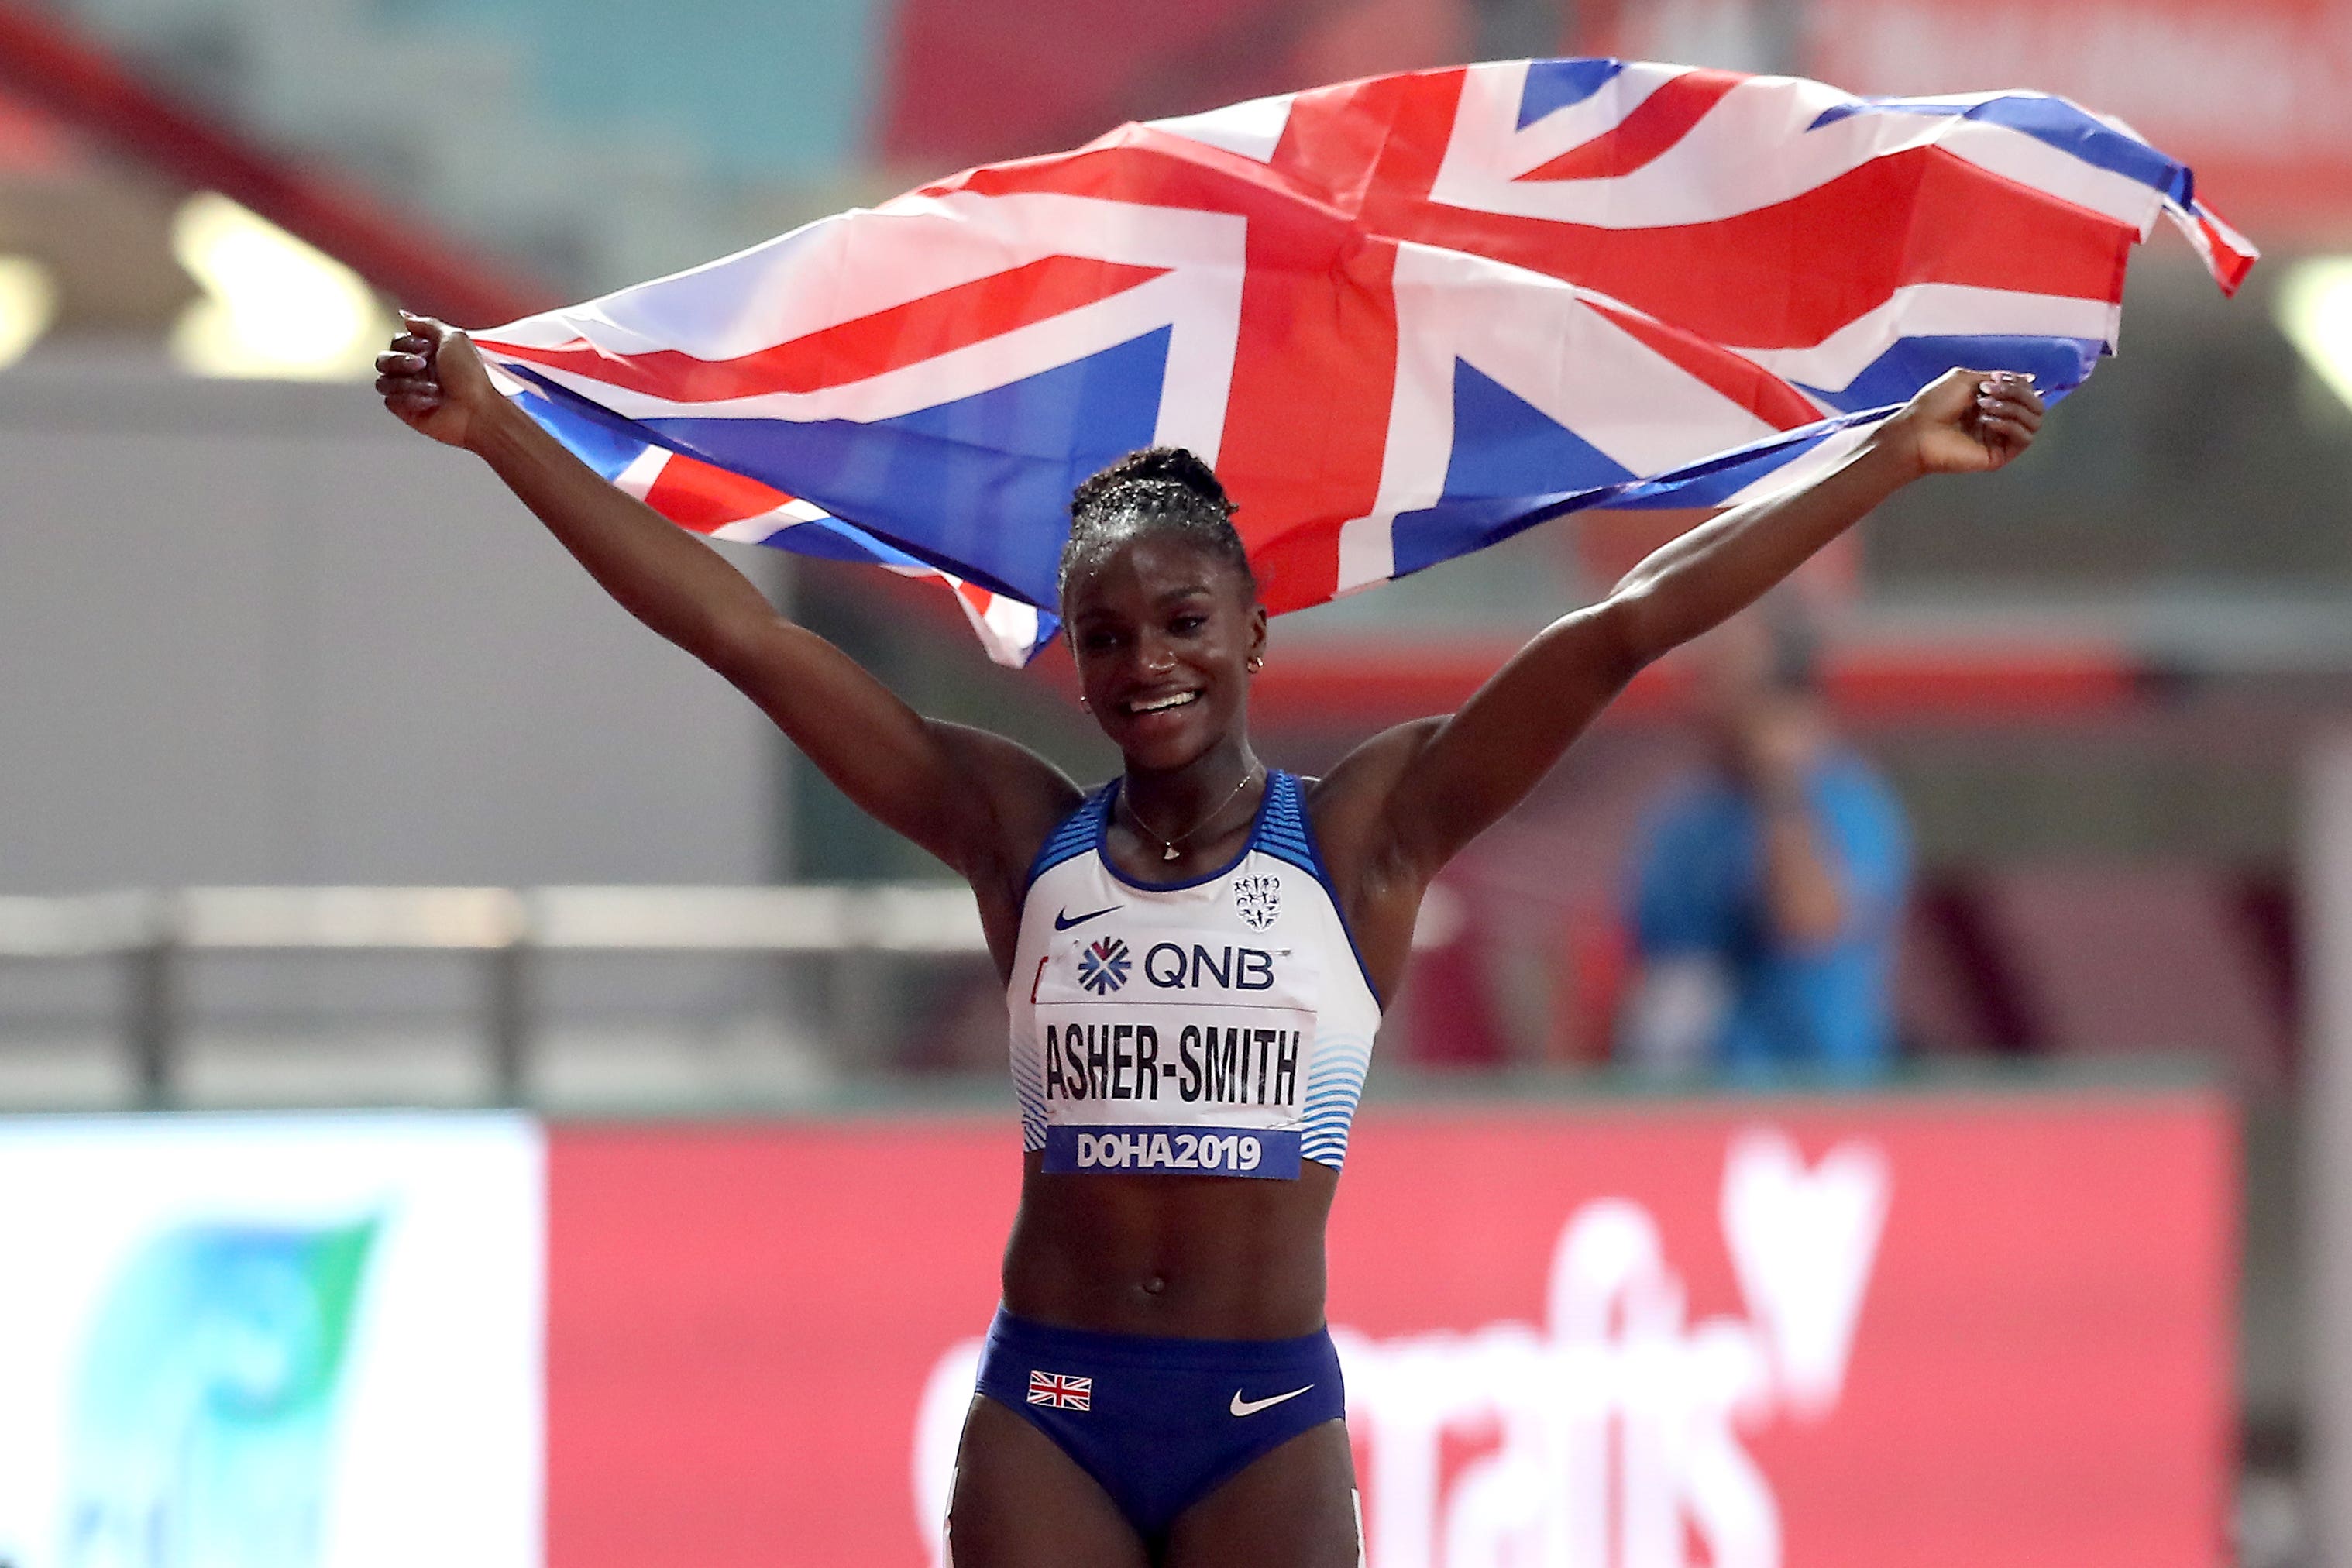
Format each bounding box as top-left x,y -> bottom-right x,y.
1171,615 -> 1206,634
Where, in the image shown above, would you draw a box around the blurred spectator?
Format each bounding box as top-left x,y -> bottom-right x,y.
1616,602 -> 1910,1078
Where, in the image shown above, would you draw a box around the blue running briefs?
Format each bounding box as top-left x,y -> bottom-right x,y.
974,1308 -> 1346,1539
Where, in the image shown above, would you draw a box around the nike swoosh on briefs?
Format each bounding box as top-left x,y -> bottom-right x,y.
1054,906 -> 1117,930
1230,1385 -> 1314,1418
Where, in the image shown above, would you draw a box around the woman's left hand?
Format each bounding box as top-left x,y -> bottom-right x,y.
1886,366 -> 2047,476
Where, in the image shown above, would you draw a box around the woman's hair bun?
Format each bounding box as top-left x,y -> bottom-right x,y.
1061,445 -> 1254,602
1070,446 -> 1231,520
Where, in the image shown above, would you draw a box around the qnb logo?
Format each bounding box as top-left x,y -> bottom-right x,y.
1143,941 -> 1277,992
1342,1130 -> 1892,1568
911,1128 -> 1890,1568
1076,937 -> 1130,995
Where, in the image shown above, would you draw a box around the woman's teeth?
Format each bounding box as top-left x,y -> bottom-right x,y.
1130,691 -> 1198,714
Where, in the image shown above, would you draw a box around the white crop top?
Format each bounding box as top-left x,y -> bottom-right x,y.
1006,770 -> 1382,1179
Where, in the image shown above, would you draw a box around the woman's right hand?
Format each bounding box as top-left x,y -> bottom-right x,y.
375,311 -> 502,450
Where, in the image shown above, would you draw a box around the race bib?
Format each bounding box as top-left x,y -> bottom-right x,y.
1029,927 -> 1319,1179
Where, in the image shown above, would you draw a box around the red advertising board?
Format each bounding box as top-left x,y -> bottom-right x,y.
546,1091 -> 2232,1568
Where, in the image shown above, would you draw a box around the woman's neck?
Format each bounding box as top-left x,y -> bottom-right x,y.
1119,741 -> 1264,850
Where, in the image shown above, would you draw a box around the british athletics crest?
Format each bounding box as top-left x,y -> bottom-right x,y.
1232,874 -> 1282,931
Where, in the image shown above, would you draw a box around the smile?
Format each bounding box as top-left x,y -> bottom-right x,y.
1126,691 -> 1199,715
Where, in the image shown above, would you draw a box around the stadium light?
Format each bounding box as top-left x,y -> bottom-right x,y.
169,192 -> 393,380
2276,256 -> 2352,415
0,254 -> 58,368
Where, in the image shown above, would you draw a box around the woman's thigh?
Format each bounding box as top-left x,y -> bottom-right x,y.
1164,1418 -> 1360,1568
946,1394 -> 1149,1568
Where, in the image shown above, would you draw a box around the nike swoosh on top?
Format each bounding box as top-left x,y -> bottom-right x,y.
1054,906 -> 1117,930
1230,1385 -> 1314,1418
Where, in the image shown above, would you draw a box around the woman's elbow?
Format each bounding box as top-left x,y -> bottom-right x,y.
694,607 -> 789,683
1588,590 -> 1670,685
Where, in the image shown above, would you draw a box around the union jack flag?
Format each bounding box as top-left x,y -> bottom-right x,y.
474,59 -> 2253,667
1027,1370 -> 1093,1410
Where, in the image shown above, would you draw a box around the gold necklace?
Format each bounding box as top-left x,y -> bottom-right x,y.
1123,764 -> 1261,862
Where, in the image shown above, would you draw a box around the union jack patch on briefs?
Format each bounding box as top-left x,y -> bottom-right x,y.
1028,1370 -> 1092,1411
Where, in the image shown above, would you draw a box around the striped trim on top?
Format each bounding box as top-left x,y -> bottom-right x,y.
1300,1031 -> 1374,1170
1249,770 -> 1321,875
1023,786 -> 1112,893
1250,770 -> 1384,1009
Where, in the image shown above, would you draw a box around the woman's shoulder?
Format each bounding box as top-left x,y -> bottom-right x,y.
920,722 -> 1090,906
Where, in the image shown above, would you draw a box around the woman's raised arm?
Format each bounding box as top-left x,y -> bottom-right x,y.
375,315 -> 1079,893
1315,368 -> 2043,914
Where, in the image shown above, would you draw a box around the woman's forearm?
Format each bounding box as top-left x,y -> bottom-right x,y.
466,398 -> 779,659
1609,425 -> 1924,662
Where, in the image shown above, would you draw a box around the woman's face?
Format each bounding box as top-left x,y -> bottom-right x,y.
1062,531 -> 1266,772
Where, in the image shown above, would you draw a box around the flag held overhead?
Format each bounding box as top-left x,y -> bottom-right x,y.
475,58 -> 2254,667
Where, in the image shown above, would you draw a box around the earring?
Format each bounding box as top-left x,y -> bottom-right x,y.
1246,655 -> 1264,673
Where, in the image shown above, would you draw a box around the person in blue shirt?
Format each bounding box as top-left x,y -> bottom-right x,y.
1618,602 -> 1910,1078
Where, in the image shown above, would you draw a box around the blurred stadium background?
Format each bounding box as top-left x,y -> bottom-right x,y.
0,0 -> 2346,1564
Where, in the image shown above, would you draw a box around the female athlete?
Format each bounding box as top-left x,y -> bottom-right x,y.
377,314 -> 2041,1566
